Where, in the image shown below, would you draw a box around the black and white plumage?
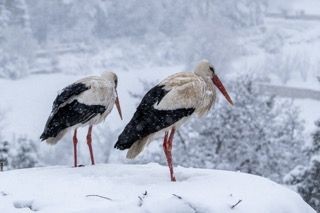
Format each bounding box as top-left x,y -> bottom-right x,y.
115,85 -> 195,151
114,60 -> 233,181
40,71 -> 122,167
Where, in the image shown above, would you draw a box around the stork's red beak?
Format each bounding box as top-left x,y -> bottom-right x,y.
212,74 -> 233,105
115,90 -> 123,120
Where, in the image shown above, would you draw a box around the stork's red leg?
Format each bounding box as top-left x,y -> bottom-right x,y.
73,129 -> 78,167
86,125 -> 95,165
163,128 -> 176,182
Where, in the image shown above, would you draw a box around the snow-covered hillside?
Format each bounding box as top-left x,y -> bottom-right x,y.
0,164 -> 315,213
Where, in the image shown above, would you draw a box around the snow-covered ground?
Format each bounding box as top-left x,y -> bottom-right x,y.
0,163 -> 315,213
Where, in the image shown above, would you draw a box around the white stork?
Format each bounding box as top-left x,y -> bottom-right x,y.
114,60 -> 233,181
40,71 -> 122,167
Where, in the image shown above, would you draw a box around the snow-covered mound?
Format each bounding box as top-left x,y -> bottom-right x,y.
0,164 -> 315,213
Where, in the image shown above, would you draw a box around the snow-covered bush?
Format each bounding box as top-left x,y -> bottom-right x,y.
0,141 -> 9,171
285,119 -> 320,211
9,136 -> 39,169
310,120 -> 320,155
285,156 -> 320,212
0,110 -> 8,171
0,51 -> 29,79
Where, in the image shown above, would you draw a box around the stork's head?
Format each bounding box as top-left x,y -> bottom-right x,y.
101,71 -> 123,120
101,71 -> 118,87
195,60 -> 233,105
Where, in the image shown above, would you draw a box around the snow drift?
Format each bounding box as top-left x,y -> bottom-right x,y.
0,164 -> 315,213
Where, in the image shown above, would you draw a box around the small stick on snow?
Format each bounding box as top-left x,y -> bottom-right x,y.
230,199 -> 242,209
1,191 -> 8,196
86,194 -> 112,201
138,190 -> 148,207
172,194 -> 199,213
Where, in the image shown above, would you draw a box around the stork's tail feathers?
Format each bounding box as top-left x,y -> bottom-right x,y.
126,136 -> 150,159
114,128 -> 151,159
40,129 -> 68,145
114,136 -> 150,159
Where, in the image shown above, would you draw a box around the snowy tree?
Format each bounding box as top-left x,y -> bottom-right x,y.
9,136 -> 39,169
0,0 -> 38,79
310,120 -> 320,155
0,110 -> 8,171
0,1 -> 10,31
0,141 -> 9,171
285,156 -> 320,212
218,0 -> 268,28
285,119 -> 320,211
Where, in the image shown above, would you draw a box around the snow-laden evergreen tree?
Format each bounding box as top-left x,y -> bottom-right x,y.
285,119 -> 320,212
311,120 -> 320,155
9,136 -> 38,169
0,141 -> 9,171
297,157 -> 320,212
0,110 -> 8,171
285,156 -> 320,212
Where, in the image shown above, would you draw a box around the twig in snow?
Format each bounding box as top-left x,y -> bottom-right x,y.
1,191 -> 8,196
172,194 -> 200,213
86,194 -> 112,201
230,199 -> 242,209
138,190 -> 148,207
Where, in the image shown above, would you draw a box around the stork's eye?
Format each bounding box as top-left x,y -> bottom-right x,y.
209,66 -> 215,73
115,78 -> 118,87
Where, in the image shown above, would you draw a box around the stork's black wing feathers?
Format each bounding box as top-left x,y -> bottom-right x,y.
114,85 -> 195,150
53,82 -> 90,111
40,100 -> 106,140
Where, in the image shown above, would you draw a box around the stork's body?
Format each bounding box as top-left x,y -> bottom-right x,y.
40,72 -> 122,167
114,60 -> 233,181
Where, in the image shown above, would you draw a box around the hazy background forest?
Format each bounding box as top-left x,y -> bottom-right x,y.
0,0 -> 319,210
